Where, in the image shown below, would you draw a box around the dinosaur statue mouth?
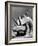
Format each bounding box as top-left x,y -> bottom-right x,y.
13,26 -> 26,36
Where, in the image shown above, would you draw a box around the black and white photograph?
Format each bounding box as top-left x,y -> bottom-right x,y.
5,1 -> 37,45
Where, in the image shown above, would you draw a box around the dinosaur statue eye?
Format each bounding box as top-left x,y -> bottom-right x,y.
21,15 -> 24,19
